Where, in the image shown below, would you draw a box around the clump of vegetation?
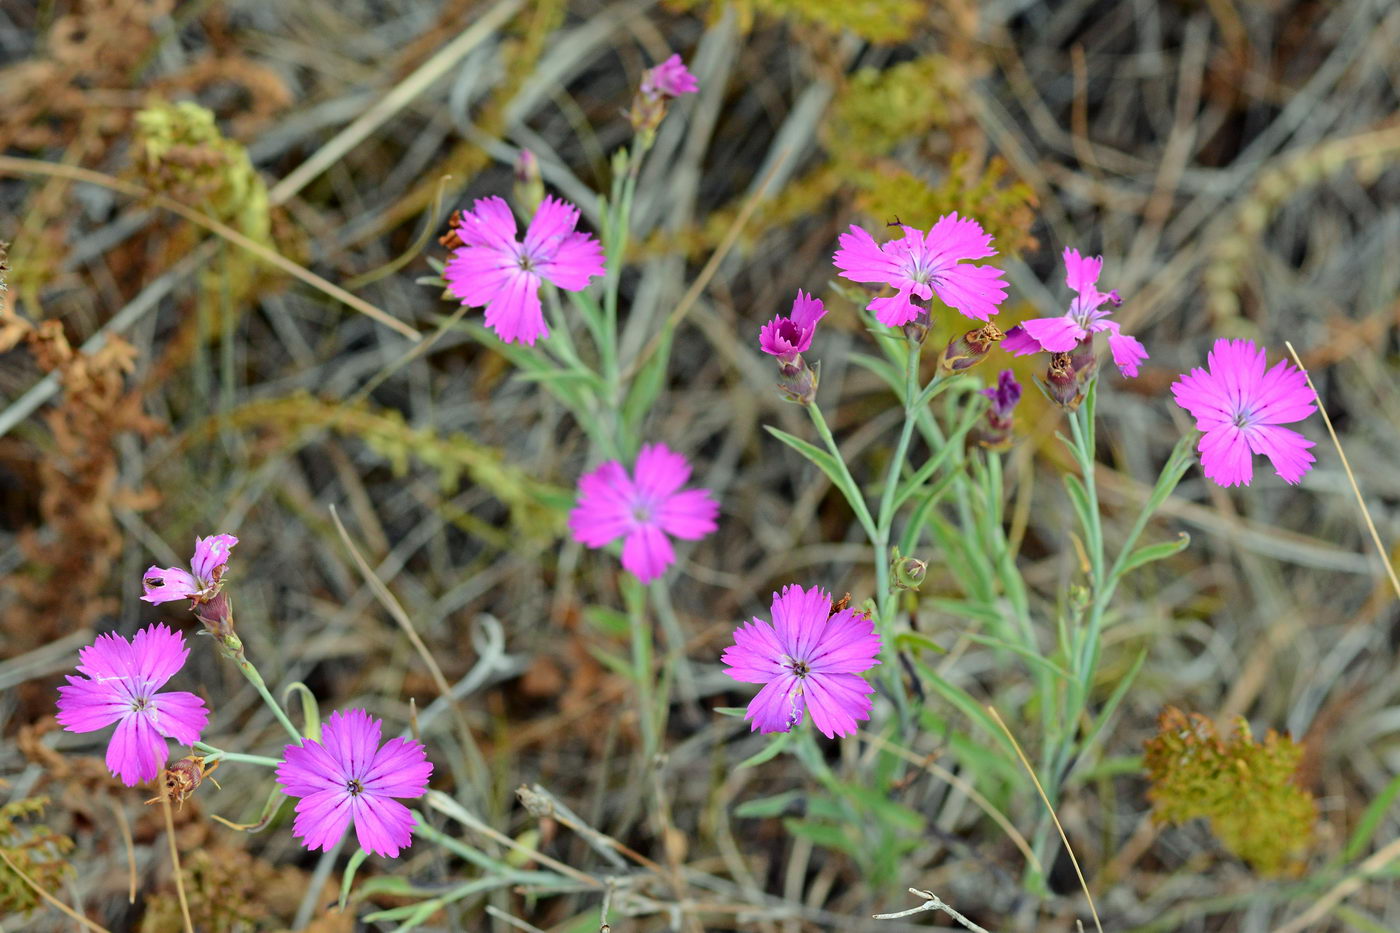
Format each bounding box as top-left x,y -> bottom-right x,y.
1145,706 -> 1317,876
0,796 -> 75,916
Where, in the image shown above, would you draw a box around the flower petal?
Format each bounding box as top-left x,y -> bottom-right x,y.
278,738 -> 346,797
654,488 -> 718,541
620,524 -> 675,584
1248,424 -> 1315,485
803,672 -> 875,739
361,737 -> 433,798
770,584 -> 833,662
141,566 -> 199,604
291,788 -> 353,852
352,794 -> 418,858
721,618 -> 787,683
131,623 -> 189,689
1019,315 -> 1084,353
807,609 -> 881,675
632,443 -> 691,500
743,673 -> 805,734
1198,425 -> 1254,487
568,461 -> 636,548
106,713 -> 167,786
149,691 -> 208,745
1106,332 -> 1148,378
55,676 -> 129,733
323,709 -> 383,780
190,534 -> 238,580
481,268 -> 547,346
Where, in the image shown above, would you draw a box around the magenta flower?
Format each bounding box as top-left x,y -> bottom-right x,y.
642,54 -> 698,99
1001,247 -> 1148,377
141,534 -> 238,606
277,709 -> 433,858
55,624 -> 209,786
832,213 -> 1008,327
443,195 -> 605,346
982,369 -> 1023,418
721,584 -> 881,739
759,290 -> 827,362
568,443 -> 719,584
1170,338 -> 1316,487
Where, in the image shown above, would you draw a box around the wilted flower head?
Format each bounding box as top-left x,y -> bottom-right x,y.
56,624 -> 209,786
976,369 -> 1023,450
759,290 -> 826,363
721,584 -> 881,739
833,213 -> 1009,327
142,534 -> 238,606
443,195 -> 605,346
569,444 -> 719,584
1171,339 -> 1316,487
940,323 -> 1005,372
277,709 -> 433,858
1001,247 -> 1147,377
641,53 -> 699,99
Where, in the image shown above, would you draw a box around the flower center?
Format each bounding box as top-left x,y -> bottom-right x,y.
346,778 -> 364,796
130,696 -> 150,713
1232,408 -> 1254,429
785,658 -> 811,678
515,247 -> 537,273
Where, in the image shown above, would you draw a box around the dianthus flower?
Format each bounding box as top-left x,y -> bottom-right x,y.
1170,338 -> 1316,487
642,53 -> 699,99
142,534 -> 238,606
568,443 -> 719,584
721,585 -> 881,739
1001,247 -> 1148,377
55,624 -> 209,786
832,213 -> 1008,326
443,195 -> 605,346
277,709 -> 433,858
759,290 -> 826,363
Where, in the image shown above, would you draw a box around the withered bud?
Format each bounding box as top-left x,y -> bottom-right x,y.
940,323 -> 1005,373
438,210 -> 464,250
1038,352 -> 1083,410
146,756 -> 220,809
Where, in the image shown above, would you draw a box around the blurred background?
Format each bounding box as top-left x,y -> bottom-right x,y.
1,0 -> 1398,930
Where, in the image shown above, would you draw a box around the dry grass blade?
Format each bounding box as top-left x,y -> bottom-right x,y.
158,778 -> 194,933
0,848 -> 112,932
987,705 -> 1103,933
0,156 -> 421,340
1284,341 -> 1400,600
1275,836 -> 1400,933
328,504 -> 486,789
108,798 -> 136,904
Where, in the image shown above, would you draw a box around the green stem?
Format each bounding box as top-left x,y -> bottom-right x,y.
623,577 -> 658,761
875,338 -> 927,628
219,634 -> 303,743
193,742 -> 281,768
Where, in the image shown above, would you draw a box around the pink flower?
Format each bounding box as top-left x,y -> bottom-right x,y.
1171,338 -> 1316,487
1001,247 -> 1148,377
277,709 -> 433,858
568,443 -> 719,584
55,624 -> 209,786
722,585 -> 881,739
642,54 -> 698,99
832,213 -> 1009,326
141,534 -> 238,606
759,290 -> 827,362
443,195 -> 605,346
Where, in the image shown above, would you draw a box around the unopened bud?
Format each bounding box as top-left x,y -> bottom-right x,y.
513,149 -> 544,215
901,309 -> 931,345
890,546 -> 928,591
193,591 -> 235,641
776,356 -> 819,405
940,323 -> 1005,373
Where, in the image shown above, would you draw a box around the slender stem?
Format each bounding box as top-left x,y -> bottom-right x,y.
220,637 -> 303,743
875,338 -> 926,627
804,401 -> 878,540
623,578 -> 658,761
193,742 -> 282,768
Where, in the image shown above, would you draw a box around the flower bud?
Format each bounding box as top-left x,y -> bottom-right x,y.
890,546 -> 928,591
940,323 -> 1005,373
975,369 -> 1022,451
193,590 -> 235,641
513,149 -> 544,215
776,356 -> 819,406
901,308 -> 931,345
